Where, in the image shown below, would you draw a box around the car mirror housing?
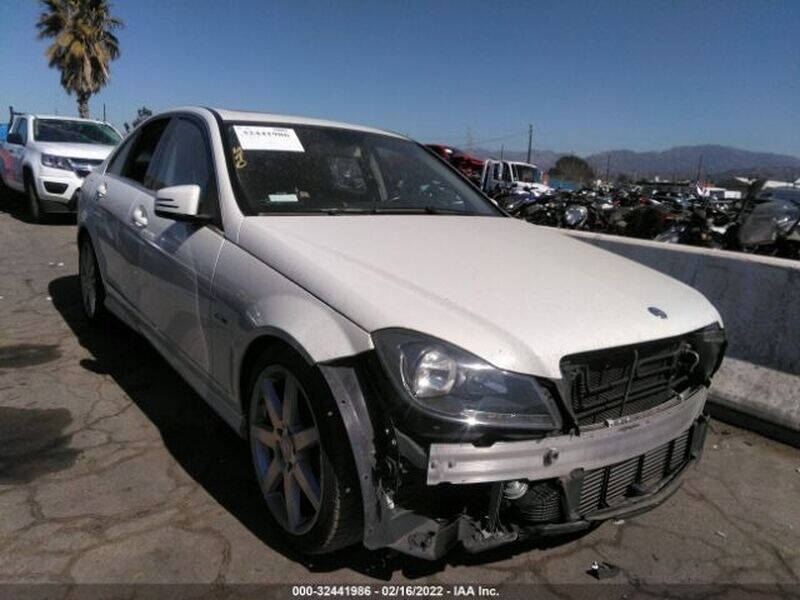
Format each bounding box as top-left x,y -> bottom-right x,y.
154,185 -> 207,221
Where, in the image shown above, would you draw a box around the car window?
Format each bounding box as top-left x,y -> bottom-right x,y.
106,134 -> 137,176
147,118 -> 217,216
11,118 -> 28,144
121,118 -> 170,186
225,123 -> 500,216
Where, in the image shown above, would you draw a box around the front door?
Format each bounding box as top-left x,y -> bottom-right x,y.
134,116 -> 225,378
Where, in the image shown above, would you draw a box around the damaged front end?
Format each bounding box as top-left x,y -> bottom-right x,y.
319,324 -> 725,560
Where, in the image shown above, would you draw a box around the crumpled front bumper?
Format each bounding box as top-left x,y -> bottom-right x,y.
427,387 -> 707,485
319,362 -> 709,561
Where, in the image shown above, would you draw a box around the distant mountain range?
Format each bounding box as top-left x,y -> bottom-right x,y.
470,144 -> 800,181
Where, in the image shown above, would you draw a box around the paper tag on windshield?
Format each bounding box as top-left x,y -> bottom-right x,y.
268,194 -> 299,203
233,126 -> 305,152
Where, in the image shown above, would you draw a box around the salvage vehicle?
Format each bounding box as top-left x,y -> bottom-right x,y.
77,107 -> 726,559
736,186 -> 800,259
0,112 -> 121,221
480,158 -> 553,198
425,144 -> 484,186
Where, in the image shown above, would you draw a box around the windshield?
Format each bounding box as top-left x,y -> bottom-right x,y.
33,119 -> 121,145
224,123 -> 500,216
511,164 -> 540,183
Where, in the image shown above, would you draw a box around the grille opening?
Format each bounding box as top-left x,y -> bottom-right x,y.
561,335 -> 700,426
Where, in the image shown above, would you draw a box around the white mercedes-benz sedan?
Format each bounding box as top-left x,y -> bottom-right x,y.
77,107 -> 726,560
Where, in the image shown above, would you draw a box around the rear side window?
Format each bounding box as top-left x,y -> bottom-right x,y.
121,119 -> 170,186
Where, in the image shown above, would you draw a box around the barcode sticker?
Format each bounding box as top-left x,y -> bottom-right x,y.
233,126 -> 305,152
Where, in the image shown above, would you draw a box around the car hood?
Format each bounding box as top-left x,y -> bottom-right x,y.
31,142 -> 115,160
239,216 -> 721,379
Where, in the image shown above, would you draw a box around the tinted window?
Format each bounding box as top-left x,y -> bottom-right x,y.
12,118 -> 28,144
106,134 -> 136,176
122,119 -> 170,186
149,118 -> 216,214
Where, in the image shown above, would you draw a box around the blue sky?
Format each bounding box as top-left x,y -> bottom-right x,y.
1,0 -> 798,156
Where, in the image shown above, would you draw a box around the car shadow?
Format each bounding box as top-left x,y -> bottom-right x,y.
0,189 -> 76,225
47,274 -> 587,580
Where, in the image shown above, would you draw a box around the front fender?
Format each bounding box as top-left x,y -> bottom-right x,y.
210,240 -> 373,403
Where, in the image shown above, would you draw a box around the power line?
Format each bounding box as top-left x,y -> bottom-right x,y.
429,128 -> 530,147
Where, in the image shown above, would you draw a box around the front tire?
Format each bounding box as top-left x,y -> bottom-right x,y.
25,176 -> 43,223
79,236 -> 107,322
247,348 -> 363,554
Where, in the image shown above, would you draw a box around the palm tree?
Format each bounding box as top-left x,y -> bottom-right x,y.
36,0 -> 123,118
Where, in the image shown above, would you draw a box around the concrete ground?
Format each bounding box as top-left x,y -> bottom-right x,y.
1,192 -> 799,589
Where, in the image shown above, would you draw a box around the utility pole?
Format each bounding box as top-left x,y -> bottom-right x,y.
695,154 -> 704,183
605,153 -> 611,182
500,144 -> 504,161
103,103 -> 106,122
526,124 -> 533,164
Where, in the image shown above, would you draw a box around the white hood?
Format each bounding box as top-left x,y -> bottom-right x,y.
239,216 -> 721,379
31,141 -> 114,160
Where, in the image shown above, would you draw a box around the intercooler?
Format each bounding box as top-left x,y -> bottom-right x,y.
578,426 -> 693,515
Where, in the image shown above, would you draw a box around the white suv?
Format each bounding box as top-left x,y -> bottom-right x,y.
77,107 -> 726,560
0,114 -> 121,221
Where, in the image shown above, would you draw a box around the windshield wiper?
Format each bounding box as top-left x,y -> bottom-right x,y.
264,206 -> 471,216
369,206 -> 469,215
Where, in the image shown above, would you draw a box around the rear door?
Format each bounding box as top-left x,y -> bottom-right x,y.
95,118 -> 171,313
134,115 -> 225,377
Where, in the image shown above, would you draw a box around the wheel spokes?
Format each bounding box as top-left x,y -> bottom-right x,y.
293,458 -> 321,511
260,379 -> 283,429
263,454 -> 283,492
292,427 -> 319,453
283,470 -> 302,531
252,424 -> 279,449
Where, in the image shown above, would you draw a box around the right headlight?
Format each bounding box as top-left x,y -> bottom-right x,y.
373,329 -> 562,430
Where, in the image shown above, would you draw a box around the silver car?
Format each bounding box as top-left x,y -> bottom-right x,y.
78,107 -> 725,559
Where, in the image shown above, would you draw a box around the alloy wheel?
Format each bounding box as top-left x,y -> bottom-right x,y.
250,366 -> 322,535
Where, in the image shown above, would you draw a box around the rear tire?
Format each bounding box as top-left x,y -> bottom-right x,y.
25,176 -> 43,223
246,346 -> 363,555
79,236 -> 107,322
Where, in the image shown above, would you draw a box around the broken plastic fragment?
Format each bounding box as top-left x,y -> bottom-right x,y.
588,561 -> 620,580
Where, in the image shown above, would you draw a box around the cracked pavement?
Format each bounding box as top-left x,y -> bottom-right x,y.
0,193 -> 799,588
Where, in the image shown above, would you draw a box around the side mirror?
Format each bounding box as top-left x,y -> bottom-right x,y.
154,185 -> 207,221
7,132 -> 23,145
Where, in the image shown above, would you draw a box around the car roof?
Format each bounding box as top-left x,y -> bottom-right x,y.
207,106 -> 407,140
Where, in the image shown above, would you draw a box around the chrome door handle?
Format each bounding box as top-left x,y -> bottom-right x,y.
131,206 -> 148,228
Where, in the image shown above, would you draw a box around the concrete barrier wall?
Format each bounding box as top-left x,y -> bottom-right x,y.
561,229 -> 800,436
